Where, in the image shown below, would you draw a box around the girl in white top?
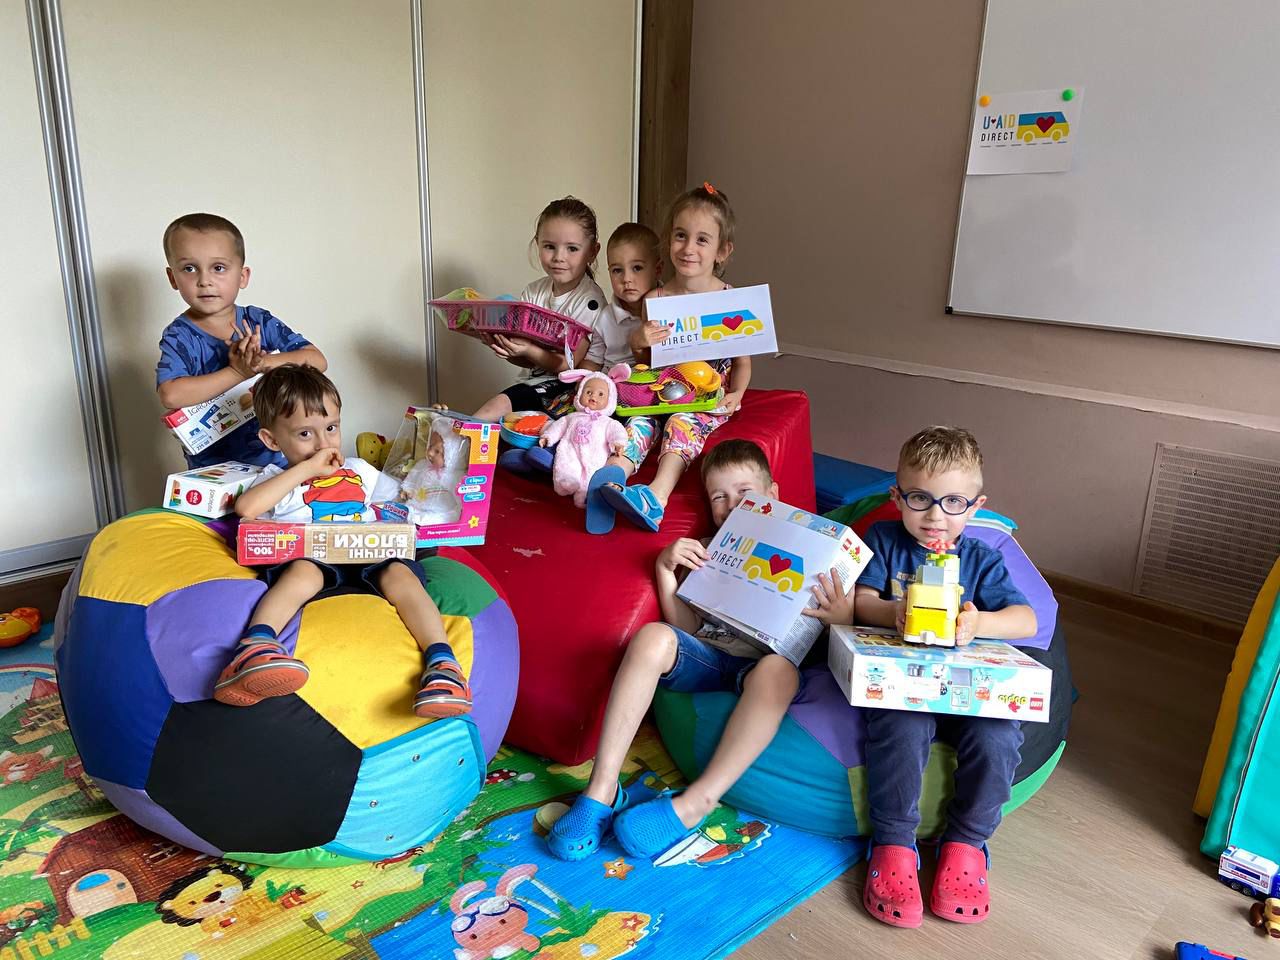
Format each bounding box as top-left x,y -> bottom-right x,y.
467,197 -> 607,422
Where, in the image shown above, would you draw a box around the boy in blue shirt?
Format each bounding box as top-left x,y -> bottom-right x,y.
156,213 -> 327,468
806,426 -> 1037,929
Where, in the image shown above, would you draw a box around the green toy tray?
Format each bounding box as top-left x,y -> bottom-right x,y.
616,390 -> 725,417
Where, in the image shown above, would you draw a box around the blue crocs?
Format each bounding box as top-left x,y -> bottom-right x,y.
586,465 -> 626,535
547,784 -> 630,861
612,793 -> 701,858
600,482 -> 664,532
523,445 -> 555,473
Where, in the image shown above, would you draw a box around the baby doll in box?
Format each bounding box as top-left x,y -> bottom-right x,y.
538,364 -> 630,508
394,413 -> 467,525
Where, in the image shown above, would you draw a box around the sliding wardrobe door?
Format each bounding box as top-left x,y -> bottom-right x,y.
61,0 -> 425,511
424,0 -> 640,412
0,3 -> 97,571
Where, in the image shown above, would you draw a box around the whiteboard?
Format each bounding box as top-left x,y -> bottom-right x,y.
949,0 -> 1280,349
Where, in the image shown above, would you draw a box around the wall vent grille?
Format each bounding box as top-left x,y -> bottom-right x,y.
1135,444 -> 1280,625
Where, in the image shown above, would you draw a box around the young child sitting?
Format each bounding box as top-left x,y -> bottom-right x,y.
214,364 -> 471,719
156,213 -> 327,468
806,426 -> 1037,928
547,439 -> 799,861
593,184 -> 752,534
583,222 -> 663,372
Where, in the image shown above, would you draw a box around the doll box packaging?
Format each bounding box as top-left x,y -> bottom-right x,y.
828,625 -> 1052,723
162,376 -> 260,456
676,494 -> 873,665
163,461 -> 263,519
382,408 -> 498,548
237,521 -> 416,566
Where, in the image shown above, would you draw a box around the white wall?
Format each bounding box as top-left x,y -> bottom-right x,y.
424,0 -> 638,413
62,0 -> 425,511
0,4 -> 96,556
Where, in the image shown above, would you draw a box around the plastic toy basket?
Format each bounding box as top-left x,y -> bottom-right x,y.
431,288 -> 593,354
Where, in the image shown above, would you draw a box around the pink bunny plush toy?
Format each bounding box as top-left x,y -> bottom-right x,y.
538,364 -> 631,507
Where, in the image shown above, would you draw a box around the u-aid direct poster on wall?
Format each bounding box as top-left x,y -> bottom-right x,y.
966,87 -> 1085,175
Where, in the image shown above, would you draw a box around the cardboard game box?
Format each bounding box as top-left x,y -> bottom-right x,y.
237,521 -> 416,566
676,494 -> 873,664
162,376 -> 260,456
163,462 -> 262,519
828,625 -> 1052,722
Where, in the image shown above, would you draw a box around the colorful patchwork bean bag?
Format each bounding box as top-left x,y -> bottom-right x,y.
53,511 -> 518,867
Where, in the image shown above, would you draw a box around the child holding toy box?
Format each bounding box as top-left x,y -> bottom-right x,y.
806,426 -> 1037,928
547,440 -> 800,861
214,364 -> 470,719
156,213 -> 327,469
591,184 -> 753,534
456,197 -> 607,423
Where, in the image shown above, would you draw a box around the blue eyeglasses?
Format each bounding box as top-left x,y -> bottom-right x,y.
897,489 -> 981,516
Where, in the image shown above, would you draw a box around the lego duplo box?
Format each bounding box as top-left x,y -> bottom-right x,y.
828,625 -> 1052,723
237,522 -> 416,566
164,462 -> 262,519
676,494 -> 873,665
162,376 -> 259,456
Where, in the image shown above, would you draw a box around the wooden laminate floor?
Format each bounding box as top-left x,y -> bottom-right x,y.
734,596 -> 1266,960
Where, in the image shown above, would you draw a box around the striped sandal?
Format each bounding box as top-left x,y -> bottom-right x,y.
414,665 -> 473,719
213,639 -> 309,707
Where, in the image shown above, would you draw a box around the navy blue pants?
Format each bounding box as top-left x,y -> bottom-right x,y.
864,710 -> 1023,848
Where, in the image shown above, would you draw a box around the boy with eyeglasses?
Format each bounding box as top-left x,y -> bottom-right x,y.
806,425 -> 1036,929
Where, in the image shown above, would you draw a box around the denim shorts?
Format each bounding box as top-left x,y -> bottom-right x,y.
658,623 -> 761,696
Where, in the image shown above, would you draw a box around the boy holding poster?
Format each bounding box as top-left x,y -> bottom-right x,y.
547,440 -> 800,861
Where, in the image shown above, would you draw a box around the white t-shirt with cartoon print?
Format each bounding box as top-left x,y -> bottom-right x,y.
249,457 -> 401,523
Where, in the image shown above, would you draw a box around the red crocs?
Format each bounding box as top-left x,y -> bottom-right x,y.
863,844 -> 923,928
931,841 -> 991,923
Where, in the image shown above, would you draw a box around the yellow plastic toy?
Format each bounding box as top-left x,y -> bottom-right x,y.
900,541 -> 964,647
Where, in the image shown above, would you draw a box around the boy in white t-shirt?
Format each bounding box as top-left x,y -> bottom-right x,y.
213,364 -> 471,719
584,223 -> 663,370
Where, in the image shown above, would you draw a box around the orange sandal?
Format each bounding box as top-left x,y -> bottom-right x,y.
930,841 -> 991,923
213,640 -> 309,707
863,843 -> 923,928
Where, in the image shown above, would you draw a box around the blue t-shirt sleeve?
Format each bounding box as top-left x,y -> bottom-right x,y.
156,324 -> 198,387
969,547 -> 1029,612
250,307 -> 312,354
856,523 -> 893,593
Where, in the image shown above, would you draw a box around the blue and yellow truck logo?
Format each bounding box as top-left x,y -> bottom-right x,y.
743,544 -> 805,593
700,310 -> 764,341
1016,111 -> 1069,144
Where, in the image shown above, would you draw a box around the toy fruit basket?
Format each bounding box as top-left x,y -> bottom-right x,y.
431,287 -> 594,354
615,363 -> 725,417
500,411 -> 549,449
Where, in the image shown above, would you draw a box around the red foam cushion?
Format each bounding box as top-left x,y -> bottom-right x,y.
471,389 -> 814,763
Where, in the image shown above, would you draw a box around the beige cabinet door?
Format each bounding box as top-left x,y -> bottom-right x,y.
62,0 -> 425,512
424,0 -> 639,413
0,3 -> 98,569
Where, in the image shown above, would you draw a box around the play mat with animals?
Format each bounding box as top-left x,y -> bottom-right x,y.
0,628 -> 857,960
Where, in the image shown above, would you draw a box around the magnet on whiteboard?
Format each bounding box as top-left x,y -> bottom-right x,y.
1062,88 -> 1075,101
978,94 -> 991,107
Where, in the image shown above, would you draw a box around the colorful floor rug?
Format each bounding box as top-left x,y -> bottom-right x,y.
0,628 -> 858,960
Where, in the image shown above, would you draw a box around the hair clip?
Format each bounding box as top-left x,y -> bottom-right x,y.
702,181 -> 717,195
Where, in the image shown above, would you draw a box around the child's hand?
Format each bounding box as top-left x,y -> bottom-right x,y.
628,321 -> 671,353
657,538 -> 708,574
895,601 -> 906,635
305,448 -> 344,479
717,390 -> 745,416
490,334 -> 536,360
955,601 -> 980,646
802,568 -> 856,626
226,329 -> 264,378
537,437 -> 549,447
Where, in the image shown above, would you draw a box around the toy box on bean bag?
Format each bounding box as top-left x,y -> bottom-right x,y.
237,521 -> 416,566
164,461 -> 262,519
381,407 -> 498,548
163,376 -> 259,455
474,388 -> 816,765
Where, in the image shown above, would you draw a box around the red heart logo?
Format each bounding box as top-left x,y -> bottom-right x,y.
767,554 -> 790,576
760,504 -> 772,515
722,314 -> 744,331
1035,115 -> 1054,133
